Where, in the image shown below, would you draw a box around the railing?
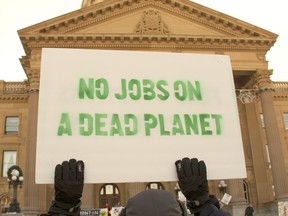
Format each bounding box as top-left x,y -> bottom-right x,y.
273,82 -> 288,91
0,81 -> 28,94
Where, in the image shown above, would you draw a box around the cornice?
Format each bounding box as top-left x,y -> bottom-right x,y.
0,95 -> 29,103
273,95 -> 288,99
20,34 -> 275,52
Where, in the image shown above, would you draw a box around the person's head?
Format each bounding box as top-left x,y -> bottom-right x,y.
119,189 -> 187,216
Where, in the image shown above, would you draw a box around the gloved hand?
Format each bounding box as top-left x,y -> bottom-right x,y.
51,159 -> 84,213
175,158 -> 209,211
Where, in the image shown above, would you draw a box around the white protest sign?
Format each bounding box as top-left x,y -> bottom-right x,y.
36,48 -> 246,183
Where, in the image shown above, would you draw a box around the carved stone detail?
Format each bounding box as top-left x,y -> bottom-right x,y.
81,0 -> 103,8
26,68 -> 40,91
0,95 -> 29,102
254,69 -> 274,91
134,10 -> 170,34
256,51 -> 266,61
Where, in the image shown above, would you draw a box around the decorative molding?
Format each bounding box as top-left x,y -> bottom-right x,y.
25,68 -> 40,89
0,82 -> 29,102
273,82 -> 288,91
256,51 -> 266,61
254,69 -> 274,91
134,10 -> 170,34
273,95 -> 288,99
20,34 -> 275,51
19,0 -> 277,61
235,82 -> 288,102
237,89 -> 257,104
36,0 -> 266,38
2,82 -> 28,94
82,0 -> 104,8
272,82 -> 288,99
0,95 -> 29,103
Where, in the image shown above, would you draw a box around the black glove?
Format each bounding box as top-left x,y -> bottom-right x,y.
175,158 -> 209,212
49,159 -> 84,215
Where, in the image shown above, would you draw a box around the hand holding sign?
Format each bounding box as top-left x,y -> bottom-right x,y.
175,158 -> 209,213
175,158 -> 224,215
49,159 -> 84,215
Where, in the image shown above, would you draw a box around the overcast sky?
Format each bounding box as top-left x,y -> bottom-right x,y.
0,0 -> 287,82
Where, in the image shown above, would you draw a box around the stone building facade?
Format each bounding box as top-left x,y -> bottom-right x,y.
0,0 -> 288,215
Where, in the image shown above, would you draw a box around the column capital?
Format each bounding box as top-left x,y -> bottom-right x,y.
254,69 -> 274,91
26,68 -> 40,91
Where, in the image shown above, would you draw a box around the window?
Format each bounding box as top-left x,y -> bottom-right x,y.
243,180 -> 250,204
0,194 -> 11,212
99,184 -> 120,208
283,113 -> 288,129
146,182 -> 164,190
265,144 -> 271,166
4,117 -> 19,134
100,184 -> 119,195
260,114 -> 265,128
2,151 -> 17,177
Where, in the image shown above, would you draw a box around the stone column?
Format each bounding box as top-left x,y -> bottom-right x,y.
227,179 -> 247,216
22,66 -> 41,216
81,184 -> 95,209
254,70 -> 288,200
244,101 -> 273,203
22,93 -> 40,214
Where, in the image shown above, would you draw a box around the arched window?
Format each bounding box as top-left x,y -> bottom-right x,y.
243,180 -> 250,203
0,193 -> 11,213
145,182 -> 165,190
99,184 -> 120,209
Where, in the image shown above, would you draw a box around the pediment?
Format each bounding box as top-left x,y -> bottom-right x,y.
19,0 -> 277,40
74,8 -> 226,36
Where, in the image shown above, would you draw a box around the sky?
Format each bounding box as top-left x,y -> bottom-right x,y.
0,0 -> 287,82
